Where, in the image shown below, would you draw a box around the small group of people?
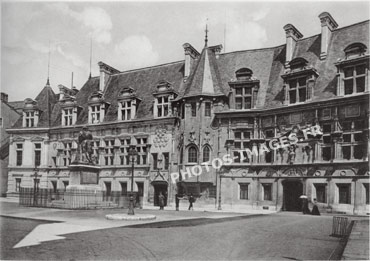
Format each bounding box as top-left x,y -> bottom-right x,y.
158,192 -> 195,211
302,197 -> 321,216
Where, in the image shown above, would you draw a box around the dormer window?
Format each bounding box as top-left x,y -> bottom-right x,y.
60,96 -> 80,126
153,80 -> 177,118
335,43 -> 369,96
157,96 -> 169,117
343,64 -> 366,94
229,68 -> 259,110
22,98 -> 39,127
281,58 -> 318,105
88,91 -> 109,124
344,43 -> 367,59
117,87 -> 140,121
90,105 -> 101,123
288,77 -> 307,104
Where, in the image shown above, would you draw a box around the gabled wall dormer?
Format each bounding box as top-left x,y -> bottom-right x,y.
117,87 -> 141,121
153,80 -> 178,118
281,57 -> 319,105
60,95 -> 81,126
22,98 -> 39,127
228,68 -> 260,110
335,43 -> 369,96
88,91 -> 110,124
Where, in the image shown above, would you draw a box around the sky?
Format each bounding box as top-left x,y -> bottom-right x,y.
1,1 -> 369,101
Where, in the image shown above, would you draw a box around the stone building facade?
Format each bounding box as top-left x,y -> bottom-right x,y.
6,12 -> 370,214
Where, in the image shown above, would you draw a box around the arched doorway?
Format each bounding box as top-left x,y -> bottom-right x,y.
282,179 -> 303,211
152,181 -> 168,206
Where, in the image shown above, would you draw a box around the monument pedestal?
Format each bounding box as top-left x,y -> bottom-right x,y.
65,163 -> 103,208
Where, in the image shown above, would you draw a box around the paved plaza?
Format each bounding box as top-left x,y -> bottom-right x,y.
1,200 -> 363,260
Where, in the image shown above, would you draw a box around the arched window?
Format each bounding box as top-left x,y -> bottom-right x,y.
344,43 -> 367,59
202,146 -> 211,162
188,146 -> 198,163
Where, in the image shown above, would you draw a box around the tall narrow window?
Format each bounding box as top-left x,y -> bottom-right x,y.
188,146 -> 198,163
91,105 -> 101,123
157,96 -> 169,117
191,102 -> 197,117
120,182 -> 127,195
163,152 -> 169,170
205,102 -> 211,117
34,143 -> 41,166
16,144 -> 23,166
202,146 -> 210,162
15,178 -> 21,192
136,137 -> 148,165
364,183 -> 369,205
289,77 -> 307,104
25,111 -> 35,127
262,183 -> 272,201
239,183 -> 249,200
120,100 -> 132,121
315,184 -> 327,203
338,184 -> 351,204
63,108 -> 73,126
152,153 -> 158,170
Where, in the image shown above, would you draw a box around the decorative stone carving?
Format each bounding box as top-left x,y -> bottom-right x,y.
153,127 -> 169,148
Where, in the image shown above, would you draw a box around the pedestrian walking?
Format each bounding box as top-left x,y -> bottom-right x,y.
158,192 -> 165,210
175,193 -> 181,211
188,193 -> 194,211
311,199 -> 321,216
300,195 -> 310,214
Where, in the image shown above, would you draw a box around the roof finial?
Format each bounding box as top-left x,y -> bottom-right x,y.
205,18 -> 209,47
46,40 -> 51,86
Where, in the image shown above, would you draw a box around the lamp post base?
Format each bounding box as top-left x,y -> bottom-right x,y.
128,195 -> 135,215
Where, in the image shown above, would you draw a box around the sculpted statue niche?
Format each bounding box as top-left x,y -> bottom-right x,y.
74,127 -> 95,164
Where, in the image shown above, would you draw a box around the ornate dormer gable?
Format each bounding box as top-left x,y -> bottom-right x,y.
117,87 -> 142,121
87,91 -> 110,124
335,43 -> 369,96
153,80 -> 178,118
228,68 -> 260,110
60,95 -> 81,126
58,84 -> 79,101
281,57 -> 319,105
22,98 -> 40,127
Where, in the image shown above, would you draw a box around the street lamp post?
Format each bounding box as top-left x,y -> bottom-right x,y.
33,167 -> 40,206
128,145 -> 138,215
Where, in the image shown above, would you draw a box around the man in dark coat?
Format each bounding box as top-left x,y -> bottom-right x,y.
188,193 -> 194,211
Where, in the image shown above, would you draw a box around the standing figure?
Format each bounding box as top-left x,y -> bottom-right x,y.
311,199 -> 321,216
302,197 -> 311,214
188,193 -> 194,211
158,192 -> 165,210
175,193 -> 181,211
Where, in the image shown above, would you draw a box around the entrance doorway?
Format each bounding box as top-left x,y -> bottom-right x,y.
152,182 -> 168,206
282,180 -> 303,211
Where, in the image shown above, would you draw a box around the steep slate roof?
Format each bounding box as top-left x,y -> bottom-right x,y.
7,101 -> 24,112
12,83 -> 58,128
103,61 -> 185,122
10,19 -> 369,128
182,48 -> 226,98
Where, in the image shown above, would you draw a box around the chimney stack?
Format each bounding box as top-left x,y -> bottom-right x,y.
1,92 -> 8,103
283,24 -> 303,67
183,43 -> 200,78
319,12 -> 338,60
98,61 -> 120,92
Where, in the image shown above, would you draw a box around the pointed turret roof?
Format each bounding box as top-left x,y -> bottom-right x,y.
182,46 -> 226,98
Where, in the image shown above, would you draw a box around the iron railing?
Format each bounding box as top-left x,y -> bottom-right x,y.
19,187 -> 143,209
